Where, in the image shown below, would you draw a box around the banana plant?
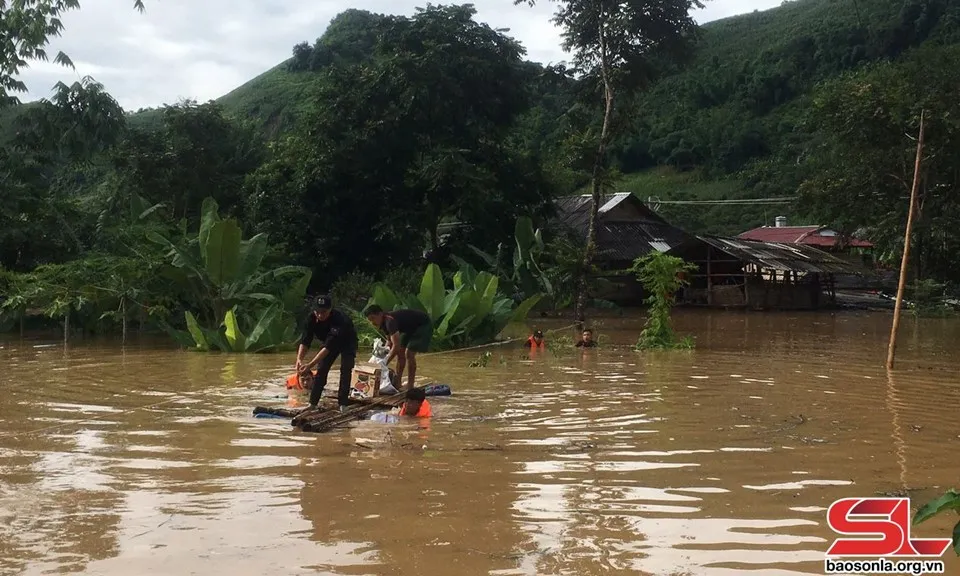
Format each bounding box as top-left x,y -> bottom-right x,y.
367,262 -> 542,351
177,302 -> 302,353
466,216 -> 553,302
149,197 -> 312,353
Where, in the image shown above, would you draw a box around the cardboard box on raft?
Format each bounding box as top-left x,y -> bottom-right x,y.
350,364 -> 382,398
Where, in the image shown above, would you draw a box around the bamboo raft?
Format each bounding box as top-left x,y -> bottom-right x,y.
253,388 -> 414,433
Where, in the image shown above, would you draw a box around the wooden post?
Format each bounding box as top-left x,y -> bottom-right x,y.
886,111 -> 925,370
706,247 -> 713,306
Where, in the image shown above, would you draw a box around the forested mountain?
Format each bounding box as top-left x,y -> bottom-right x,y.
124,0 -> 960,241
3,0 -> 960,338
614,0 -> 960,238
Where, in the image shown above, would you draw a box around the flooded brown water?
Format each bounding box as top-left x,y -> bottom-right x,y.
2,310 -> 959,576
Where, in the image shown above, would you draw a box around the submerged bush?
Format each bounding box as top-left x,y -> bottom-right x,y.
630,251 -> 696,350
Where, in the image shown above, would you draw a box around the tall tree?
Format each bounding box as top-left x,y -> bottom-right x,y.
798,45 -> 960,283
108,100 -> 264,224
0,77 -> 125,269
248,5 -> 553,287
515,0 -> 705,325
0,0 -> 146,105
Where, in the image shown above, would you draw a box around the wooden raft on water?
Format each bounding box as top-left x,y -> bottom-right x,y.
253,388 -> 415,433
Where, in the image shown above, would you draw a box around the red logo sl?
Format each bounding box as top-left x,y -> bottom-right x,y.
826,497 -> 952,557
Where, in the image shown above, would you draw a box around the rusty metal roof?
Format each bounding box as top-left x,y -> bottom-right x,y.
674,235 -> 869,275
739,225 -> 874,248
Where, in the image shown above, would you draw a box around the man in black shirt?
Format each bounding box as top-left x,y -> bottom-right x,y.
362,304 -> 432,390
575,328 -> 597,348
296,295 -> 358,410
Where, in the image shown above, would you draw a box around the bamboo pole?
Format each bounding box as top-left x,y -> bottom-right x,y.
886,111 -> 925,370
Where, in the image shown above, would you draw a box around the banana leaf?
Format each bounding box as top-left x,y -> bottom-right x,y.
158,320 -> 197,349
456,289 -> 484,333
474,271 -> 495,297
474,274 -> 498,321
372,283 -> 399,311
198,197 -> 220,250
467,245 -> 498,269
282,271 -> 312,311
418,263 -> 446,322
236,234 -> 269,282
202,219 -> 243,286
515,216 -> 536,261
185,311 -> 209,350
247,304 -> 286,352
399,293 -> 426,313
510,294 -> 542,323
223,308 -> 246,351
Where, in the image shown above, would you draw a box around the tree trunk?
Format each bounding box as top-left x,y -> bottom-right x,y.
575,19 -> 616,329
430,214 -> 440,251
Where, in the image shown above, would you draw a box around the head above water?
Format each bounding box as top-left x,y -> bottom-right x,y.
403,387 -> 426,415
312,295 -> 332,321
533,329 -> 544,342
363,303 -> 384,324
299,370 -> 315,389
581,328 -> 593,342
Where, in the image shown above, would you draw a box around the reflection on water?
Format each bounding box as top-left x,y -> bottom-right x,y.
1,311 -> 960,575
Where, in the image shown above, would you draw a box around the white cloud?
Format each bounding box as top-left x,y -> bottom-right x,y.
14,0 -> 784,112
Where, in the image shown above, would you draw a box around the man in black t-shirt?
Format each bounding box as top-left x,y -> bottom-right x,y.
575,328 -> 597,348
362,304 -> 432,390
296,295 -> 358,410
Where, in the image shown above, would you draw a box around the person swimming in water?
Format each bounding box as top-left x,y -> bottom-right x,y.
523,329 -> 545,349
398,387 -> 432,418
575,328 -> 597,348
366,387 -> 432,424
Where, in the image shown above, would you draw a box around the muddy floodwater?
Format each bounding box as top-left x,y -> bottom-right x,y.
2,310 -> 959,576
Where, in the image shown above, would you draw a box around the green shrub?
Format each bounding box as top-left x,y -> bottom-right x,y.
630,251 -> 697,350
366,262 -> 542,351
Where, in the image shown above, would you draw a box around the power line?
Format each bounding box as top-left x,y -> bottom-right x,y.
646,196 -> 796,206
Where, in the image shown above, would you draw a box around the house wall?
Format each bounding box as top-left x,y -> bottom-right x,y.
667,241 -> 841,310
593,271 -> 647,306
668,243 -> 748,308
744,274 -> 823,310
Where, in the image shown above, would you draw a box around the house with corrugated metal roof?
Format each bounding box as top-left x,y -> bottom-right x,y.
551,195 -> 872,309
666,235 -> 872,310
738,216 -> 873,251
553,192 -> 692,268
550,192 -> 693,305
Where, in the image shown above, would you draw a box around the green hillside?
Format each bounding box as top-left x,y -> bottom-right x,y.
121,0 -> 959,237
611,0 -> 959,233
3,0 -> 960,287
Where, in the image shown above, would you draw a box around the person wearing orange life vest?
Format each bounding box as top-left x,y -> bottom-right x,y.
523,329 -> 545,350
286,370 -> 316,391
397,387 -> 432,418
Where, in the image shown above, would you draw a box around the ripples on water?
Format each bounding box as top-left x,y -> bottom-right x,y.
1,311 -> 959,575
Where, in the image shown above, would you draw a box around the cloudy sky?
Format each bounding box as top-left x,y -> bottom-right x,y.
17,0 -> 784,112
